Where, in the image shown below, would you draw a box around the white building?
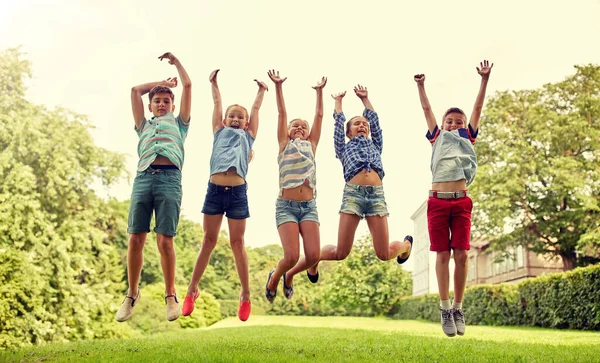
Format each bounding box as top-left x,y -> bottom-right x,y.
410,200 -> 455,296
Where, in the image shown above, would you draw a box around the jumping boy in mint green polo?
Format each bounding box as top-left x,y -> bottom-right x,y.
116,52 -> 191,322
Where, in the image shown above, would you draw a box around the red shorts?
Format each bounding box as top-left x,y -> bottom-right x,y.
427,195 -> 473,252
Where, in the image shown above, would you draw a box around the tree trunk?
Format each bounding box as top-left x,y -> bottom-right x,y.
561,254 -> 575,271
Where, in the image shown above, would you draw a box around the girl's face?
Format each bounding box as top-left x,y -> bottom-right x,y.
224,106 -> 248,129
443,112 -> 466,131
347,116 -> 370,138
288,119 -> 310,140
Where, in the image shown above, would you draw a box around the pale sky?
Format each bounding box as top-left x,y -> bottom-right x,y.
2,0 -> 599,272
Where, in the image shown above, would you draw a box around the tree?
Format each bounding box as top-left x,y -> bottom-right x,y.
0,48 -> 128,347
470,64 -> 600,270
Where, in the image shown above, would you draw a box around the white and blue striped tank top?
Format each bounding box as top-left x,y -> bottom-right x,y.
278,139 -> 316,196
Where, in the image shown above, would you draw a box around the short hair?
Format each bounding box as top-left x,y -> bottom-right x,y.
149,86 -> 175,103
225,104 -> 249,120
443,107 -> 467,120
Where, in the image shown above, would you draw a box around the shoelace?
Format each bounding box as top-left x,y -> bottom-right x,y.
454,309 -> 465,323
441,309 -> 454,327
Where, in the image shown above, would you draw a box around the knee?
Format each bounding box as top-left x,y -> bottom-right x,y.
454,250 -> 469,266
283,253 -> 300,267
202,235 -> 218,251
157,235 -> 175,255
375,250 -> 389,261
335,248 -> 351,261
129,234 -> 146,250
437,252 -> 451,265
229,237 -> 245,252
304,251 -> 320,267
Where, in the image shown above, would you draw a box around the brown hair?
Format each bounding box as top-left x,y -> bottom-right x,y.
225,104 -> 249,120
148,86 -> 175,103
345,116 -> 367,138
443,107 -> 467,120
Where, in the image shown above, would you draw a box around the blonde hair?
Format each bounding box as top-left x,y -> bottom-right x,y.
288,118 -> 310,130
225,104 -> 249,120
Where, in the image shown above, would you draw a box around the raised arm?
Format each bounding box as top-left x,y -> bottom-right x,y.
308,76 -> 327,152
209,69 -> 223,134
413,74 -> 438,134
159,52 -> 191,122
247,79 -> 269,139
131,78 -> 177,129
355,85 -> 382,152
469,60 -> 493,132
268,70 -> 289,151
332,91 -> 347,160
354,84 -> 373,111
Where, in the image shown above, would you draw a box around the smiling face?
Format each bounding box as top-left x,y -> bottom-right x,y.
224,105 -> 249,129
442,108 -> 467,131
346,116 -> 370,138
149,92 -> 175,117
288,119 -> 310,140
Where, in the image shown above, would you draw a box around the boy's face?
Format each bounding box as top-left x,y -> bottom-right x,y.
288,120 -> 310,140
443,112 -> 466,131
224,107 -> 249,129
347,116 -> 370,138
149,93 -> 175,117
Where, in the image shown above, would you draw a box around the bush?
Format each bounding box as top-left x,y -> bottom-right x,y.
391,264 -> 600,330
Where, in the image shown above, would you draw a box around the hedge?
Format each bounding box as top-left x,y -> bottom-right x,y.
391,264 -> 600,330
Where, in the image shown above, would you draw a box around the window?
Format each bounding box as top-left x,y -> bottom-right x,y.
467,256 -> 476,281
516,246 -> 524,268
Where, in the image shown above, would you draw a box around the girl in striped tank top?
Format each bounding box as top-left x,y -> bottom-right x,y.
264,70 -> 327,302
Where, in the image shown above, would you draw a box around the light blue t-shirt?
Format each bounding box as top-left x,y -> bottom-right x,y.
209,127 -> 255,180
427,126 -> 478,186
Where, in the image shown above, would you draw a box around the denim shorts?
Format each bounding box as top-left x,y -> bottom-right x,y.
127,167 -> 182,236
339,183 -> 389,219
275,198 -> 320,227
201,182 -> 250,220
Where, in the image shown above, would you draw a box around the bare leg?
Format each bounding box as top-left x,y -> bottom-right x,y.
268,222 -> 300,291
436,251 -> 451,301
127,232 -> 148,297
156,233 -> 177,295
309,213 -> 361,275
186,214 -> 223,297
228,218 -> 250,302
285,221 -> 320,285
366,215 -> 411,260
453,249 -> 469,303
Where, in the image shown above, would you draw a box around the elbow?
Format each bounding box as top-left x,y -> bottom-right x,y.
183,80 -> 192,89
131,87 -> 141,96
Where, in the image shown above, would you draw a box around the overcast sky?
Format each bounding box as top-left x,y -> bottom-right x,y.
2,0 -> 599,272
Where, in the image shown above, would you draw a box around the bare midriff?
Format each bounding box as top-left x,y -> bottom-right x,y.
281,179 -> 314,201
151,155 -> 175,166
348,169 -> 382,186
431,179 -> 467,192
210,167 -> 245,186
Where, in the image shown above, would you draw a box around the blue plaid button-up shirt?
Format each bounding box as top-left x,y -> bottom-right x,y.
334,108 -> 384,182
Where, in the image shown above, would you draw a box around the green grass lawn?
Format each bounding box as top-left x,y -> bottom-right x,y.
3,316 -> 600,362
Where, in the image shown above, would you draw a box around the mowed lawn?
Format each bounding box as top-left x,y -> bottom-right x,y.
3,316 -> 600,362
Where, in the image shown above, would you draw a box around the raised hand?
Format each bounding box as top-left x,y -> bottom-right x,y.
476,60 -> 494,78
163,77 -> 178,88
312,76 -> 327,90
331,91 -> 346,101
158,52 -> 179,65
209,69 -> 220,84
353,84 -> 368,99
414,74 -> 426,85
267,69 -> 287,84
255,79 -> 269,91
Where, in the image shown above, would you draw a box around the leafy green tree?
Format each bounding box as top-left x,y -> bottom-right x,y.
471,64 -> 600,270
0,48 -> 128,347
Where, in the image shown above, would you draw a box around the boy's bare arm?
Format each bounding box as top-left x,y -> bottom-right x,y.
354,84 -> 373,111
268,70 -> 289,151
209,69 -> 223,134
131,78 -> 177,128
332,91 -> 346,114
248,79 -> 269,139
414,74 -> 438,133
159,52 -> 191,122
469,60 -> 493,132
309,76 -> 327,152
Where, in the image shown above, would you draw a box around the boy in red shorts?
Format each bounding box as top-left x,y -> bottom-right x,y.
414,60 -> 493,337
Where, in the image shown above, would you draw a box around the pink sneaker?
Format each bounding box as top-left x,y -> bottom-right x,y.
182,290 -> 200,316
238,300 -> 251,322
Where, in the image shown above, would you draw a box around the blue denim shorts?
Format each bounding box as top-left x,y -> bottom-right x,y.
339,183 -> 389,219
128,167 -> 182,236
275,198 -> 320,227
201,182 -> 250,220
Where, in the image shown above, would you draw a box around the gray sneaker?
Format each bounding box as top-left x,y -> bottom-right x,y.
453,308 -> 466,336
115,290 -> 141,322
440,307 -> 457,337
